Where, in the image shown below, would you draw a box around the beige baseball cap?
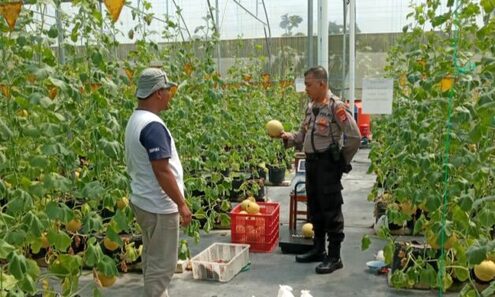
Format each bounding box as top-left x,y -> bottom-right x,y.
136,68 -> 177,99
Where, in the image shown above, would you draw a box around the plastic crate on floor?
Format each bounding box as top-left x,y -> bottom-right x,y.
190,243 -> 250,282
230,202 -> 280,252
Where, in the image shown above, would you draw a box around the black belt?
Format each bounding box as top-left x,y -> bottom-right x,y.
305,151 -> 332,161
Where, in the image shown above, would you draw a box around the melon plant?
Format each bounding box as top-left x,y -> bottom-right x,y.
364,0 -> 495,294
0,1 -> 302,295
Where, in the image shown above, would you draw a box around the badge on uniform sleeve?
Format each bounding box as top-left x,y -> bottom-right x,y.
336,107 -> 348,122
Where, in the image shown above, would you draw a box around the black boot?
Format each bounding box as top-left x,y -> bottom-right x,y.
315,241 -> 343,274
295,237 -> 326,263
315,257 -> 343,274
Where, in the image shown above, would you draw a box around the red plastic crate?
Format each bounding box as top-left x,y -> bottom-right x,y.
230,202 -> 280,252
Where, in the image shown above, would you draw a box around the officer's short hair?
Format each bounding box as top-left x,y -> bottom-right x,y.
304,66 -> 328,83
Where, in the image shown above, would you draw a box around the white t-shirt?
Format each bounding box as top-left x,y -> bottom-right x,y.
124,110 -> 184,214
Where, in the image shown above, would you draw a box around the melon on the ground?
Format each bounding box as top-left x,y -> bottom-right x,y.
302,223 -> 314,238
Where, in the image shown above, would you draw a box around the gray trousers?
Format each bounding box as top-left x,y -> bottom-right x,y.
131,203 -> 179,297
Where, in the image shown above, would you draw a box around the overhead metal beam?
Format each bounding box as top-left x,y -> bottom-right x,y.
55,0 -> 65,64
261,0 -> 272,67
317,0 -> 328,73
231,0 -> 267,26
215,0 -> 221,72
349,0 -> 356,116
307,0 -> 314,68
341,0 -> 348,99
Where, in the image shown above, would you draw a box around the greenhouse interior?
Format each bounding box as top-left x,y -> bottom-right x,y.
0,0 -> 494,296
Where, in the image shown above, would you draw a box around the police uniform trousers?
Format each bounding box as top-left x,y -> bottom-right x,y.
305,151 -> 345,257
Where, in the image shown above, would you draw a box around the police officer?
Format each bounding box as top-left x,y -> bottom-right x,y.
279,66 -> 360,274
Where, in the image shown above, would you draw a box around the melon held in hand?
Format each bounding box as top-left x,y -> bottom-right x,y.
266,120 -> 284,137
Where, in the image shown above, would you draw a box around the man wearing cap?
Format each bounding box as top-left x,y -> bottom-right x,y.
125,67 -> 192,297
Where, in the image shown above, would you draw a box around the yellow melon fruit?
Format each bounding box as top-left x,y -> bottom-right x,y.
467,144 -> 477,152
116,197 -> 129,209
301,223 -> 314,238
240,199 -> 250,211
40,233 -> 50,248
440,75 -> 454,92
399,200 -> 417,216
474,260 -> 495,282
103,237 -> 119,251
381,192 -> 393,203
246,201 -> 260,215
96,272 -> 117,287
266,120 -> 284,138
426,231 -> 457,250
16,109 -> 28,118
66,219 -> 82,233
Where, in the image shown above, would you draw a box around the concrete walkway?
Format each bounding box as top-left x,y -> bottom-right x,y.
79,149 -> 449,297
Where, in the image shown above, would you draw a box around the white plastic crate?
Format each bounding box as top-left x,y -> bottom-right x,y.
190,242 -> 250,282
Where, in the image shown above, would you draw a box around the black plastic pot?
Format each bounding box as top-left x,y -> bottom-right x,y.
268,165 -> 286,185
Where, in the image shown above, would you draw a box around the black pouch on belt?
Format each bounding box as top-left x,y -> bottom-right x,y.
328,143 -> 341,162
328,144 -> 352,174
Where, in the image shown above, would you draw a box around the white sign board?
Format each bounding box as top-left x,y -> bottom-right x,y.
295,77 -> 305,93
362,78 -> 393,114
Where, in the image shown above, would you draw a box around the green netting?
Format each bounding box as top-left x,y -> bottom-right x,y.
438,0 -> 474,295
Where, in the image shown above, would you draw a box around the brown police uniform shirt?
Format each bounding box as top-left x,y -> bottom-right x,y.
285,92 -> 361,164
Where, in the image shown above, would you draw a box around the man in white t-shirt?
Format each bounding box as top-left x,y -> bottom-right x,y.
125,67 -> 192,297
